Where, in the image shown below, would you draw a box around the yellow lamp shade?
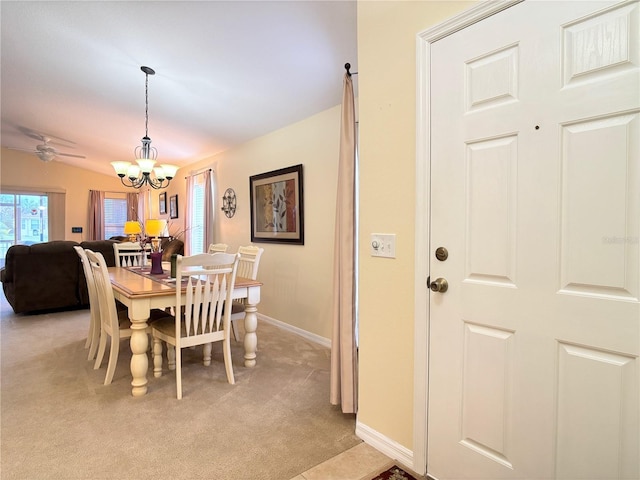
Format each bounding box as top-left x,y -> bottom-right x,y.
123,221 -> 142,235
145,219 -> 165,237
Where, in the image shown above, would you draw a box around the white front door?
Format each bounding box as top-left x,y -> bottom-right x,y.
428,1 -> 639,478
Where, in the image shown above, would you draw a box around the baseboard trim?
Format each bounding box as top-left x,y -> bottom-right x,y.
257,313 -> 331,349
355,420 -> 415,472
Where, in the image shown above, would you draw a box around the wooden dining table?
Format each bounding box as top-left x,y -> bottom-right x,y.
108,266 -> 262,397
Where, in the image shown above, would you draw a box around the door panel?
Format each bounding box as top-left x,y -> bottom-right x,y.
556,343 -> 637,479
560,112 -> 640,301
460,323 -> 515,469
428,1 -> 639,479
465,135 -> 518,287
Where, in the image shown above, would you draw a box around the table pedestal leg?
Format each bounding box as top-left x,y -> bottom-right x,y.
129,321 -> 149,396
243,303 -> 258,368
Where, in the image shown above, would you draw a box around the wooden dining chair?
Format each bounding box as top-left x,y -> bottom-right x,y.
151,252 -> 240,399
86,249 -> 150,385
207,243 -> 229,253
230,246 -> 264,342
74,246 -> 101,361
113,241 -> 150,267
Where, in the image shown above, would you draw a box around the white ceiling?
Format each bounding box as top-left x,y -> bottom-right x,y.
0,1 -> 357,176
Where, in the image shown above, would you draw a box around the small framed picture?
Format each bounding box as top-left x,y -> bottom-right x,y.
169,195 -> 179,219
159,192 -> 167,215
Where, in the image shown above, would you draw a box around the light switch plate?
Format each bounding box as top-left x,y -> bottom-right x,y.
371,233 -> 396,258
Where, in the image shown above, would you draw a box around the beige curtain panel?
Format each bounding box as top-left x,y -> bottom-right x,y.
88,190 -> 105,240
330,73 -> 357,414
203,169 -> 214,250
126,192 -> 139,222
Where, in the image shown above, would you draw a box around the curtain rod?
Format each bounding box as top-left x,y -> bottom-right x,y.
185,167 -> 212,179
344,63 -> 358,76
88,190 -> 132,195
2,185 -> 66,194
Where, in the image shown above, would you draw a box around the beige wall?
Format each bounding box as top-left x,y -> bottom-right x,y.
356,0 -> 474,450
161,105 -> 342,341
1,149 -> 132,241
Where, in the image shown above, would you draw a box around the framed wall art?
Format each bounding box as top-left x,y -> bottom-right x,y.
250,164 -> 304,245
159,192 -> 167,215
169,194 -> 179,219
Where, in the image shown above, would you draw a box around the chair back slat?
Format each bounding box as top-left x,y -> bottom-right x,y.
113,242 -> 149,267
213,275 -> 227,331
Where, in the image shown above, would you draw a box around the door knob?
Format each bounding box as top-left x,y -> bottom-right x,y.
430,277 -> 448,293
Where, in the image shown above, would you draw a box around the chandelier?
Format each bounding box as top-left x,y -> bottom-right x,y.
111,66 -> 178,189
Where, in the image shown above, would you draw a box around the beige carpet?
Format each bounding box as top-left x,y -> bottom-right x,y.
0,294 -> 359,480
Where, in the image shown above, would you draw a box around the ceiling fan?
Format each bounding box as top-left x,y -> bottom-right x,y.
7,135 -> 86,162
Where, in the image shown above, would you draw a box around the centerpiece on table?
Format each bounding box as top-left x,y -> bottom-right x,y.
145,219 -> 166,274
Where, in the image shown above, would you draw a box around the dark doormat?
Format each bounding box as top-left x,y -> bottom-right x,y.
370,465 -> 417,480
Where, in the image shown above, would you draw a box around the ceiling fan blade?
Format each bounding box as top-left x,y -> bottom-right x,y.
18,127 -> 76,145
57,152 -> 86,158
6,146 -> 37,153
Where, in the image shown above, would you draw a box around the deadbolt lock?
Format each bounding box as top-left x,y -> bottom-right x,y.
435,247 -> 448,261
430,277 -> 448,293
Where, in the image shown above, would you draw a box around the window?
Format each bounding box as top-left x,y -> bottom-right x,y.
189,175 -> 206,254
104,196 -> 128,239
186,169 -> 214,256
0,193 -> 48,266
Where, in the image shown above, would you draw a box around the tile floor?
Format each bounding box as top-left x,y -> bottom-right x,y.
289,442 -> 427,480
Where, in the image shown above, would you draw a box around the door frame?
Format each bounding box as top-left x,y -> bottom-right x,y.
413,0 -> 523,474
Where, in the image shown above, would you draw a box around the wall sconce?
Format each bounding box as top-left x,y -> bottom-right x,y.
221,188 -> 236,218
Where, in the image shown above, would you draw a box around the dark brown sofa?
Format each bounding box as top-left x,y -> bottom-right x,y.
160,238 -> 184,262
0,240 -> 117,314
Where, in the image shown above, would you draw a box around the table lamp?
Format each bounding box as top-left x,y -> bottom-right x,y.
145,219 -> 166,274
145,219 -> 165,252
123,221 -> 142,242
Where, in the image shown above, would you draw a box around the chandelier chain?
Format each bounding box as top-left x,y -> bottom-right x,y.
144,72 -> 149,138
